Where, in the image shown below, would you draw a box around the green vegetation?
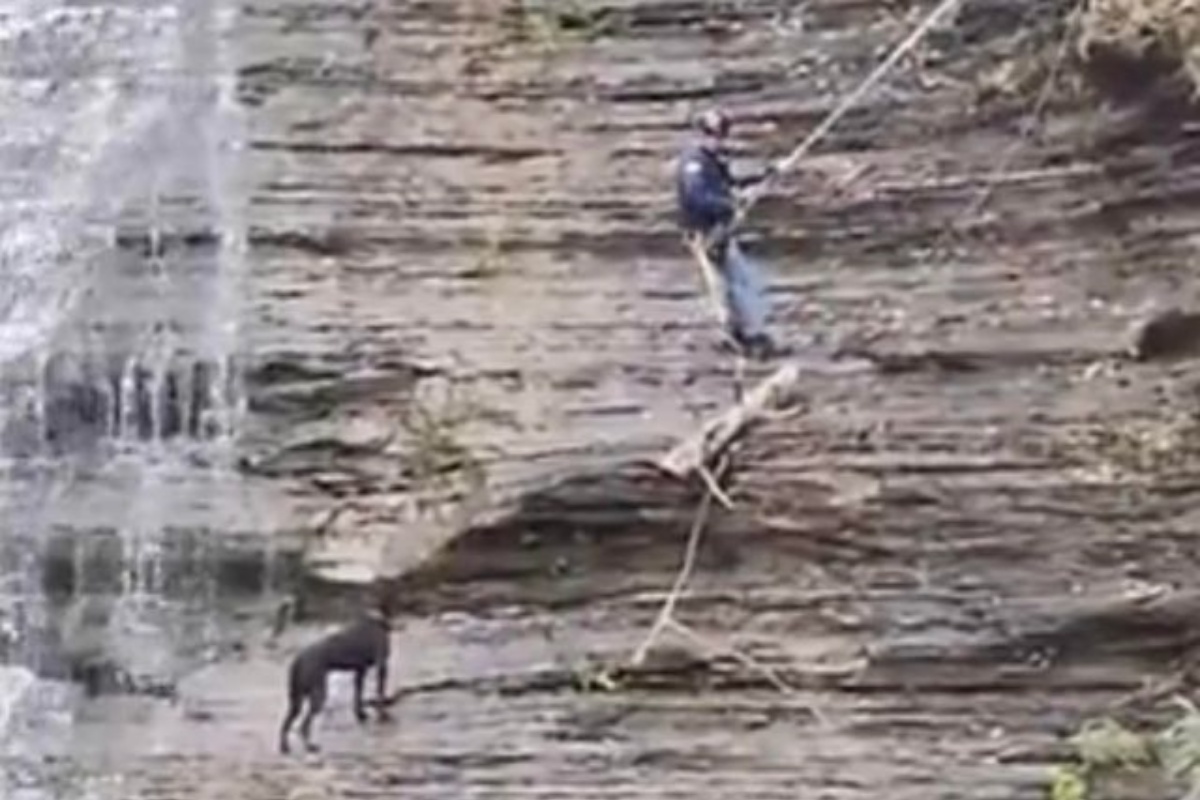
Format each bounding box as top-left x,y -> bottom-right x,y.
1048,699 -> 1200,799
1078,0 -> 1200,93
397,378 -> 520,499
505,0 -> 620,47
976,0 -> 1200,109
1054,411 -> 1200,477
572,658 -> 623,693
464,226 -> 507,280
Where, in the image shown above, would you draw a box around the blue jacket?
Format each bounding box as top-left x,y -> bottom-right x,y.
675,142 -> 736,233
675,141 -> 768,233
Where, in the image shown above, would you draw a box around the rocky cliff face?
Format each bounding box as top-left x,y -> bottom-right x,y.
6,0 -> 1200,798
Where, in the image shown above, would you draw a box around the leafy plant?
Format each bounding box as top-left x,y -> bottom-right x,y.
400,383 -> 492,493
1078,0 -> 1200,94
506,0 -> 618,47
1070,717 -> 1155,771
573,661 -> 622,693
1047,701 -> 1200,799
1155,696 -> 1200,793
1049,765 -> 1088,800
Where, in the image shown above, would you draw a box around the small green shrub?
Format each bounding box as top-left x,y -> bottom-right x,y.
506,0 -> 618,47
1048,700 -> 1200,798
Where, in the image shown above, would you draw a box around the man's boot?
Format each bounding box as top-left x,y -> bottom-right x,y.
742,332 -> 785,361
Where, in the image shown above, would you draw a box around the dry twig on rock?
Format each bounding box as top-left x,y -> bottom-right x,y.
630,454 -> 731,667
658,361 -> 806,479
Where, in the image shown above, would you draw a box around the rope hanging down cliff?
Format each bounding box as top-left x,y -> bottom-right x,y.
679,0 -> 969,361
730,0 -> 968,234
640,0 -> 973,697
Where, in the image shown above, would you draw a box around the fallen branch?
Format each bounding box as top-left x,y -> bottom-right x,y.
631,454 -> 731,667
628,452 -> 832,721
365,647 -> 860,708
1113,643 -> 1200,712
664,619 -> 834,726
658,360 -> 806,479
1110,671 -> 1190,713
697,463 -> 735,510
664,619 -> 790,694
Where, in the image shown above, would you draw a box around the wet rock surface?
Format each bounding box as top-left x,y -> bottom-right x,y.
6,0 -> 1200,798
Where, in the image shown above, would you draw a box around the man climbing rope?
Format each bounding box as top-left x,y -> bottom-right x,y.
675,107 -> 781,360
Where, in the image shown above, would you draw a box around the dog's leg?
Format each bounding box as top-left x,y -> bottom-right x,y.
374,656 -> 390,721
280,659 -> 306,755
279,692 -> 303,754
353,668 -> 368,724
299,677 -> 327,753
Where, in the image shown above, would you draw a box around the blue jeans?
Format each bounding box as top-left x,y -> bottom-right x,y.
713,238 -> 769,342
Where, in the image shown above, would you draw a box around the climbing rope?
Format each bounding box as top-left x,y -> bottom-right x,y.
732,0 -> 969,232
687,0 -> 970,366
648,0 -> 982,706
945,8 -> 1078,234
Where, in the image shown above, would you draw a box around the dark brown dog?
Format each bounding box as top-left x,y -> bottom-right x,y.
278,607 -> 391,754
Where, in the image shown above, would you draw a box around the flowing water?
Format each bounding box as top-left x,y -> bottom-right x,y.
0,0 -> 275,779
6,1 -> 1199,798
